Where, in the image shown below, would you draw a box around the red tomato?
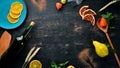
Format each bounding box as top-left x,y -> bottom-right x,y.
56,2 -> 62,10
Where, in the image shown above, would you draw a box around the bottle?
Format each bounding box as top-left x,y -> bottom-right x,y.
0,21 -> 35,67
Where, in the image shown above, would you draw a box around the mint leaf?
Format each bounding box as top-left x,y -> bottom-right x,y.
51,61 -> 58,68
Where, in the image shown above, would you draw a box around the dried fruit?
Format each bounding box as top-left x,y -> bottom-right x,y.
9,11 -> 21,18
56,2 -> 63,10
79,5 -> 96,26
7,1 -> 23,24
83,14 -> 95,26
7,14 -> 19,24
10,1 -> 23,14
79,5 -> 89,18
83,9 -> 96,16
93,41 -> 109,58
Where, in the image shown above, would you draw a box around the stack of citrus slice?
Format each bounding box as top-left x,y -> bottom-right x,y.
7,1 -> 23,24
79,5 -> 96,26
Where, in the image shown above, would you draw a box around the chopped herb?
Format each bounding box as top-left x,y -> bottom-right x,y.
51,61 -> 69,68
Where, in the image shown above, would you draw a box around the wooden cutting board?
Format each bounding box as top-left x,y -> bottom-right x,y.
0,31 -> 12,58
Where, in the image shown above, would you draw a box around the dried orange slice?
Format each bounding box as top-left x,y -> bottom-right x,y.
10,1 -> 23,14
29,60 -> 42,68
7,14 -> 19,24
83,9 -> 96,16
7,1 -> 23,24
9,11 -> 21,18
83,14 -> 95,26
79,5 -> 89,18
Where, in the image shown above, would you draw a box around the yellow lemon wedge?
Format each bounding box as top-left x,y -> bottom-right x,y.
93,41 -> 109,58
7,14 -> 19,24
29,60 -> 42,68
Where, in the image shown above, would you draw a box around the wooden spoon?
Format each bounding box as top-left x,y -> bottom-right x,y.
97,18 -> 120,67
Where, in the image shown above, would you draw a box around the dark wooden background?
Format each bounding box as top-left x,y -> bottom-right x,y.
0,0 -> 120,68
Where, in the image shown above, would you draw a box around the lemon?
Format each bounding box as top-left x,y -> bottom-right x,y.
29,60 -> 42,68
93,41 -> 109,57
7,14 -> 19,24
67,65 -> 75,68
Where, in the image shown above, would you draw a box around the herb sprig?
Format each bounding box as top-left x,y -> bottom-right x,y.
51,61 -> 69,68
101,12 -> 115,29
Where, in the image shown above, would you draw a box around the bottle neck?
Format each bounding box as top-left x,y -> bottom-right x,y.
22,24 -> 33,39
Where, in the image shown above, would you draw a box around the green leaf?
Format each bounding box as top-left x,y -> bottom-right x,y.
109,26 -> 115,29
101,14 -> 108,18
108,47 -> 116,54
104,42 -> 110,47
59,61 -> 69,67
51,61 -> 58,68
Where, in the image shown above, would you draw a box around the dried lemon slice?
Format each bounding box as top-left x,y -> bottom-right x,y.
10,1 -> 23,14
7,14 -> 19,24
29,60 -> 42,68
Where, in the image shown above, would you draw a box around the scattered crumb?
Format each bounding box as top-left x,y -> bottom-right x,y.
74,26 -> 82,32
31,0 -> 46,11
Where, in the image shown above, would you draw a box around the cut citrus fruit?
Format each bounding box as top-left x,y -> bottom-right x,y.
29,60 -> 42,68
67,65 -> 75,68
83,14 -> 95,26
7,14 -> 19,24
83,9 -> 96,16
9,11 -> 21,18
79,5 -> 89,18
10,1 -> 23,14
7,1 -> 23,24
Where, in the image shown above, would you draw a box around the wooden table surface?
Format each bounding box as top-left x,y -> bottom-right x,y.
0,0 -> 120,68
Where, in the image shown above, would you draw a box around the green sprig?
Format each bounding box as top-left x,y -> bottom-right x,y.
101,12 -> 115,29
51,61 -> 69,68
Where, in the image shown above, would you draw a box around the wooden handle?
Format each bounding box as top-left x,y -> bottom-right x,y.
105,33 -> 120,67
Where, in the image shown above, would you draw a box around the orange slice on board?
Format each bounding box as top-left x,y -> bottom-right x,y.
83,14 -> 95,26
29,60 -> 42,68
79,5 -> 89,18
7,14 -> 19,24
83,9 -> 96,16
